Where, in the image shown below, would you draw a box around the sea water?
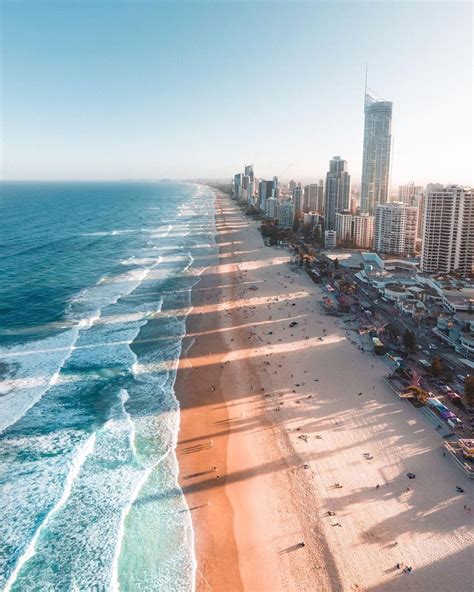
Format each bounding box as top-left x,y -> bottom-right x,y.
0,181 -> 217,591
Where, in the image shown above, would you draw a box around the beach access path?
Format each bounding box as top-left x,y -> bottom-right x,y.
176,190 -> 473,592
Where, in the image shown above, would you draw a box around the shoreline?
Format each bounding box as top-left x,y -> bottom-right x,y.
175,189 -> 472,592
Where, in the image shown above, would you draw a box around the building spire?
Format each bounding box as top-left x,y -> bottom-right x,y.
364,64 -> 368,108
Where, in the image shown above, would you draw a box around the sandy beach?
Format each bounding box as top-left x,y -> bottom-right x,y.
176,190 -> 473,592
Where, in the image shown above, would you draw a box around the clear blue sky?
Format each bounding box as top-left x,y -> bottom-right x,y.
1,0 -> 472,185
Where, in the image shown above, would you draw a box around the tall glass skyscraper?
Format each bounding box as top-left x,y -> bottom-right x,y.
360,93 -> 392,214
324,156 -> 350,231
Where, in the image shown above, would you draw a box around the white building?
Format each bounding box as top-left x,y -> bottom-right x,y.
278,200 -> 295,229
374,202 -> 418,255
324,230 -> 337,249
421,185 -> 473,277
352,214 -> 374,248
265,197 -> 278,219
335,211 -> 353,243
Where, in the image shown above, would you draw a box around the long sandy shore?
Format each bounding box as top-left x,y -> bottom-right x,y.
175,190 -> 472,592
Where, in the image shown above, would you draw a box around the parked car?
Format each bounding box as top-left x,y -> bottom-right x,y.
457,374 -> 466,382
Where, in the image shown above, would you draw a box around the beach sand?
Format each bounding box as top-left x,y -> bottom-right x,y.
175,191 -> 473,591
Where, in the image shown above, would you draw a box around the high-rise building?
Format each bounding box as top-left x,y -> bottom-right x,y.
352,214 -> 374,248
335,211 -> 353,243
272,176 -> 280,199
258,179 -> 273,212
233,173 -> 243,199
244,164 -> 254,183
421,186 -> 473,277
317,180 -> 325,213
303,184 -> 319,213
360,93 -> 393,214
374,202 -> 418,255
324,156 -> 351,230
398,182 -> 423,205
265,197 -> 278,219
278,200 -> 295,229
247,181 -> 255,206
289,179 -> 297,192
293,186 -> 304,214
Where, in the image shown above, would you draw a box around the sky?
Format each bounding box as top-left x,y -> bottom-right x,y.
1,0 -> 472,186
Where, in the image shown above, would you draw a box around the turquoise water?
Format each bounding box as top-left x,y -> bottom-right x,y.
0,181 -> 216,590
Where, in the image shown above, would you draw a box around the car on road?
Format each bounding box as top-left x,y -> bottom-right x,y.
457,374 -> 466,382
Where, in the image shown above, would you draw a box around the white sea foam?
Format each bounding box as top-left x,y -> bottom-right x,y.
3,433 -> 96,591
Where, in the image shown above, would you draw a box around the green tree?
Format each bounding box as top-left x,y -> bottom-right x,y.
385,323 -> 400,341
334,258 -> 340,270
465,375 -> 474,408
429,355 -> 443,377
403,329 -> 416,352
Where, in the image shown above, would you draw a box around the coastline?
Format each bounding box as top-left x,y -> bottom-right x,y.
175,189 -> 472,592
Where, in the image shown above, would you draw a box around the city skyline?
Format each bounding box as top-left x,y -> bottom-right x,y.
1,1 -> 472,185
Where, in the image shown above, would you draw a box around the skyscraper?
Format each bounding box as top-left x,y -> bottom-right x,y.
244,164 -> 254,183
293,185 -> 304,214
324,156 -> 351,230
374,202 -> 418,255
360,91 -> 393,214
278,200 -> 295,229
421,186 -> 473,277
317,179 -> 325,214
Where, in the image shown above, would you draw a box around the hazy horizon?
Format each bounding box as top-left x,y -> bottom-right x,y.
1,1 -> 472,186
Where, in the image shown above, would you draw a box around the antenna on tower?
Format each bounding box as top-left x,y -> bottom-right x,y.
364,64 -> 368,109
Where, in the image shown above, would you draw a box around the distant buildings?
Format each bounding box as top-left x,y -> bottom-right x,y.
360,93 -> 393,214
374,202 -> 418,255
324,156 -> 351,230
398,182 -> 422,205
421,185 -> 473,277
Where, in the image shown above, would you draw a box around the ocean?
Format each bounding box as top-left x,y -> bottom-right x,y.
0,181 -> 217,591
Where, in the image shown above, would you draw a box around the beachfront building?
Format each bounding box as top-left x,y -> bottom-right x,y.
421,186 -> 474,277
278,200 -> 295,229
265,197 -> 278,220
352,213 -> 374,248
398,182 -> 423,205
233,173 -> 243,199
324,230 -> 337,249
360,93 -> 393,214
374,202 -> 418,255
324,156 -> 351,230
335,211 -> 353,244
